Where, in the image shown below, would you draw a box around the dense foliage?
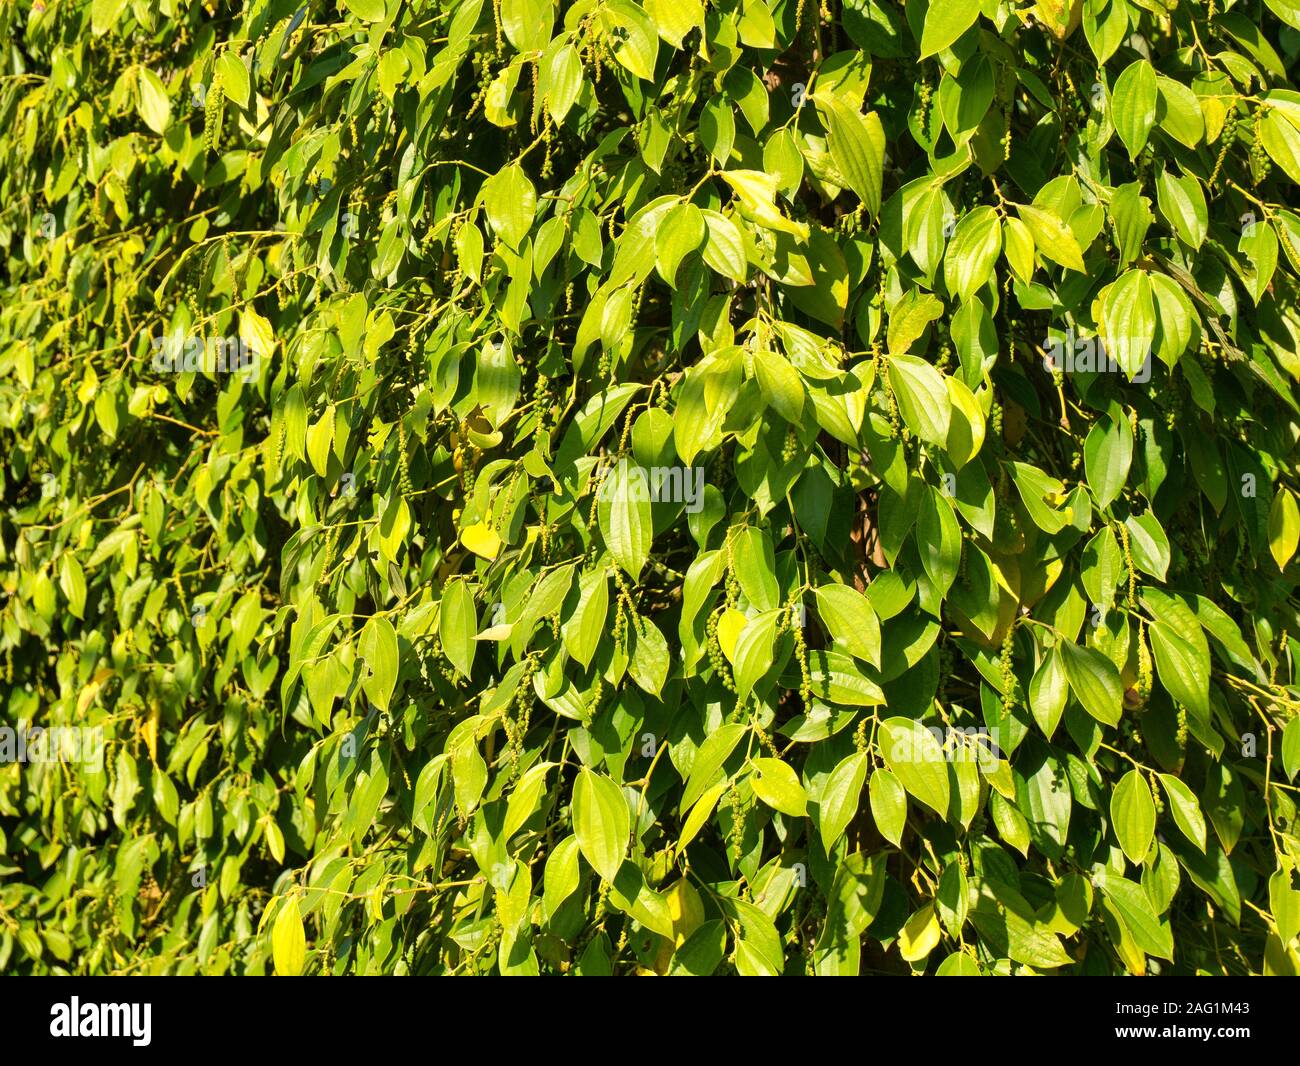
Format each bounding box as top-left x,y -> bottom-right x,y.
3,0 -> 1300,977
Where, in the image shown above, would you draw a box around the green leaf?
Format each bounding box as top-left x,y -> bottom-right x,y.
360,616 -> 399,712
1099,269 -> 1155,380
306,407 -> 334,477
1125,512 -> 1170,580
935,952 -> 982,975
681,723 -> 747,811
544,43 -> 583,124
670,919 -> 726,975
1158,773 -> 1207,852
1145,275 -> 1191,368
543,835 -> 581,918
481,163 -> 536,248
1283,718 -> 1300,782
1083,408 -> 1133,510
752,348 -> 805,424
510,562 -> 576,656
817,97 -> 885,217
887,289 -> 944,357
920,0 -> 981,57
732,609 -> 781,704
943,207 -> 1002,301
562,566 -> 609,669
1155,168 -> 1208,249
452,219 -> 483,283
1239,217 -> 1278,305
1112,59 -> 1158,159
1271,870 -> 1300,944
729,898 -> 784,975
701,210 -> 748,283
645,0 -> 705,46
1015,204 -> 1085,272
376,494 -> 410,562
216,52 -> 250,109
888,354 -> 952,446
819,752 -> 869,853
1003,214 -> 1036,283
1028,645 -> 1068,740
59,554 -> 87,619
1265,0 -> 1300,28
1009,462 -> 1070,534
1018,745 -> 1072,859
598,459 -> 654,578
898,903 -> 941,962
1156,75 -> 1205,147
1142,595 -> 1211,716
673,351 -> 739,464
1060,639 -> 1123,726
1109,181 -> 1154,266
936,862 -> 969,936
1147,619 -> 1210,720
343,0 -> 386,19
1111,769 -> 1156,865
991,791 -> 1031,855
879,717 -> 950,817
1261,109 -> 1300,184
1094,870 -> 1175,960
814,584 -> 882,667
501,0 -> 554,53
969,881 -> 1074,968
609,862 -> 674,940
764,128 -> 805,197
604,0 -> 659,81
439,580 -> 477,679
136,68 -> 171,135
504,762 -> 553,840
655,201 -> 707,288
801,650 -> 886,706
678,782 -> 727,853
916,486 -> 961,601
721,170 -> 809,239
91,0 -> 129,34
869,769 -> 907,846
572,769 -> 629,882
477,336 -> 521,428
731,526 -> 779,611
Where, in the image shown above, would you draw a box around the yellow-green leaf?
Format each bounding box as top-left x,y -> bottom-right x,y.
1268,488 -> 1299,570
271,897 -> 306,976
749,757 -> 808,817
